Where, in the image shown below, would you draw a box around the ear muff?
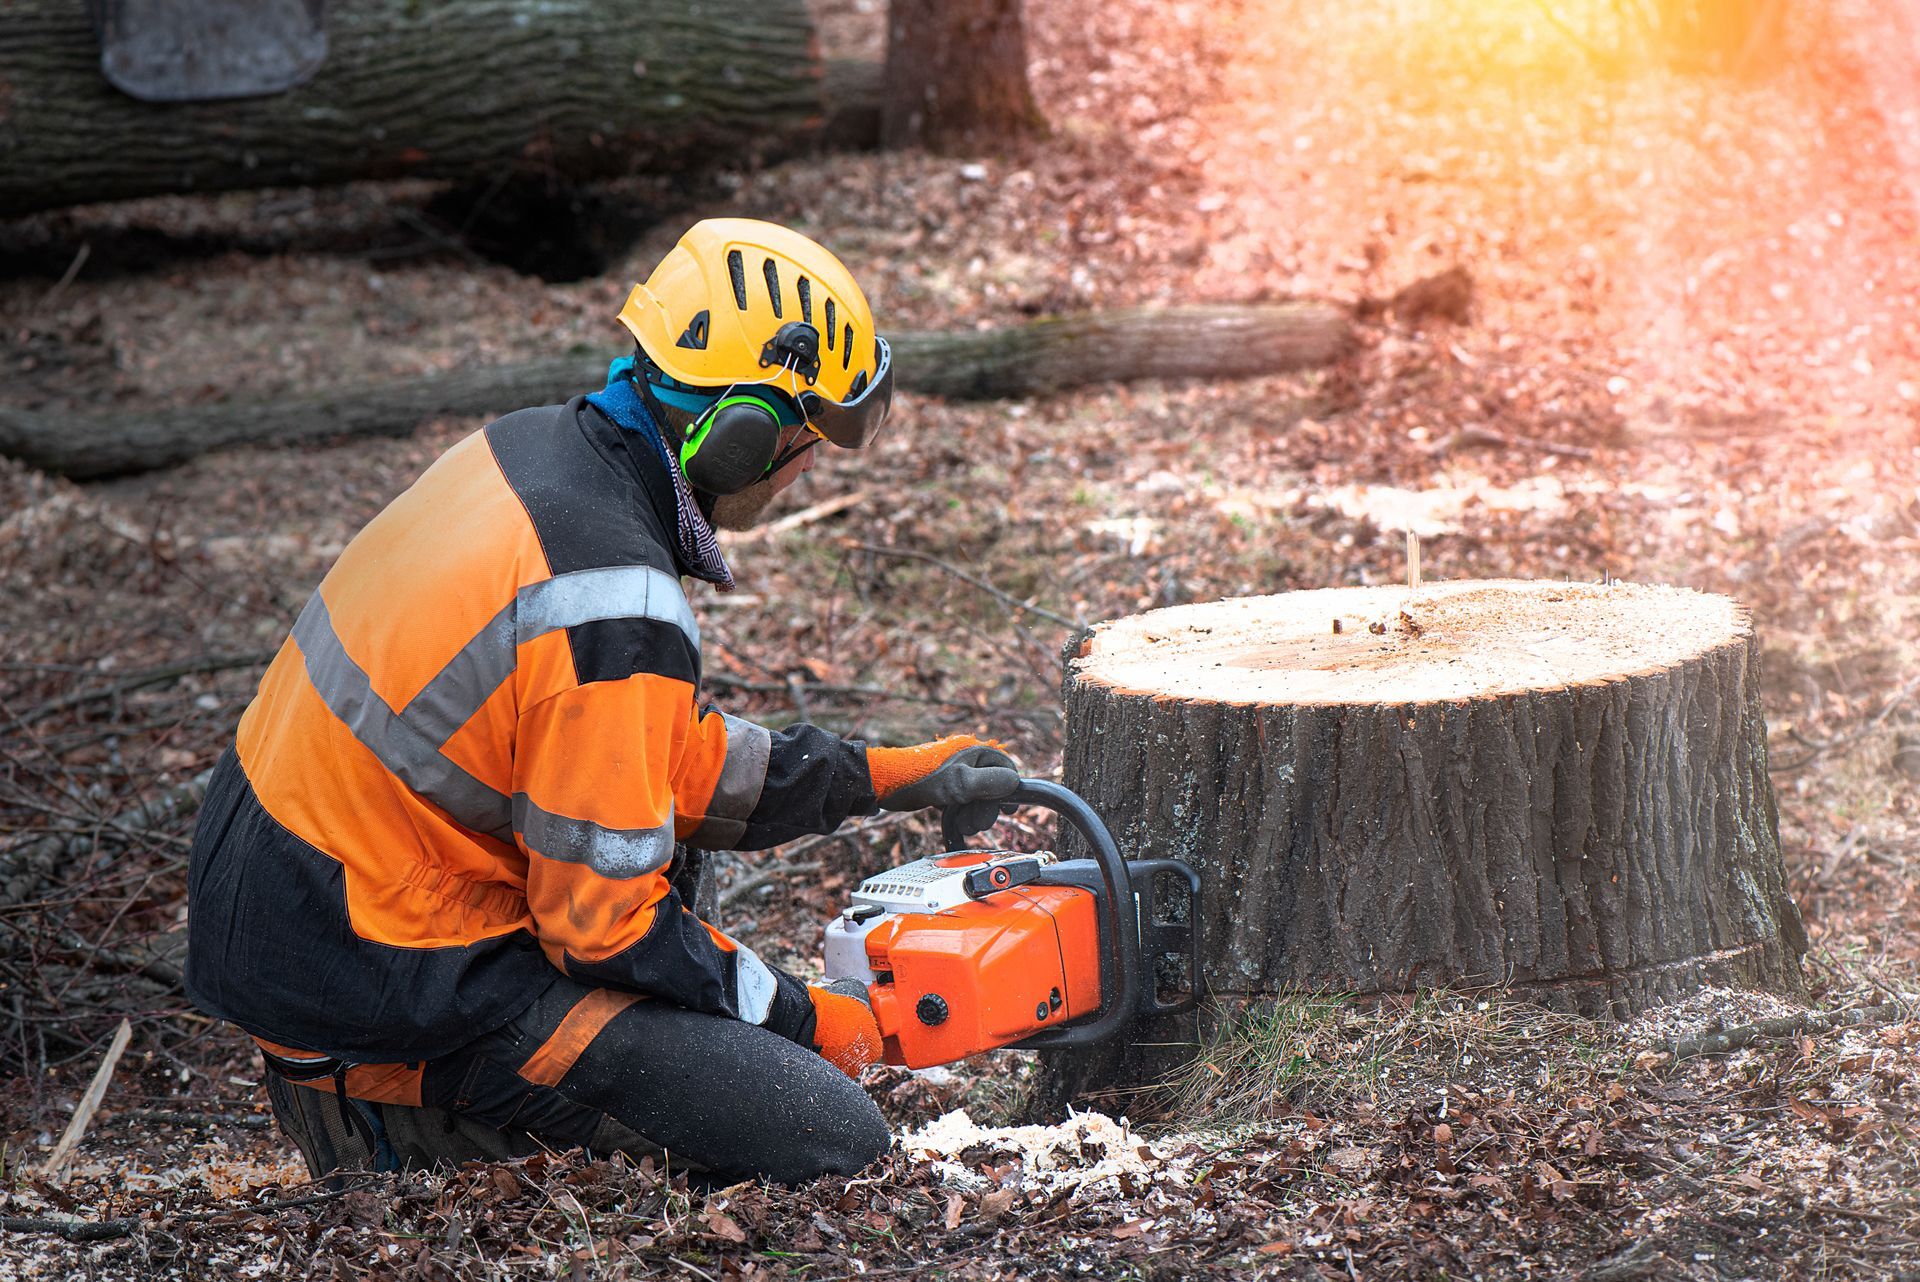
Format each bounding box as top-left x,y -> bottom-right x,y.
679,393 -> 783,495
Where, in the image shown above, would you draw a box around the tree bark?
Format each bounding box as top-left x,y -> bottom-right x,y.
0,0 -> 833,219
0,302 -> 1352,478
880,0 -> 1042,152
1040,581 -> 1808,1109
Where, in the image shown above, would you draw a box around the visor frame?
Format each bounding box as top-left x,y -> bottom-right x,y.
798,336 -> 893,449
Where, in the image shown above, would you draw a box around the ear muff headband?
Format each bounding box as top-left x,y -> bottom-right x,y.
680,392 -> 785,496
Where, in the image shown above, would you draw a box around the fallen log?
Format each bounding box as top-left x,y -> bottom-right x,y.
897,304 -> 1352,400
0,0 -> 855,220
0,302 -> 1352,479
1038,580 -> 1809,1108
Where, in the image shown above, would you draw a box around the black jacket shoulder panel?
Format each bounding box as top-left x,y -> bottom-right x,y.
483,399 -> 677,577
484,400 -> 699,687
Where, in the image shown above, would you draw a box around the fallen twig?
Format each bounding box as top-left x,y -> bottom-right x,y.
852,542 -> 1084,630
0,1177 -> 402,1244
57,931 -> 184,988
117,1108 -> 271,1131
702,673 -> 1054,723
671,1257 -> 722,1282
1428,424 -> 1595,460
1664,1001 -> 1908,1062
40,241 -> 90,308
1770,672 -> 1920,773
0,1214 -> 139,1242
717,861 -> 822,911
169,1179 -> 402,1223
0,771 -> 210,907
41,1017 -> 132,1181
722,490 -> 868,544
18,651 -> 275,727
717,812 -> 917,909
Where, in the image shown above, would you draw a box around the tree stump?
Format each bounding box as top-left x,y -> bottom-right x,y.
1043,580 -> 1807,1107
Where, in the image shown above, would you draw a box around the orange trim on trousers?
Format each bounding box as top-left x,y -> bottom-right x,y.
518,989 -> 644,1087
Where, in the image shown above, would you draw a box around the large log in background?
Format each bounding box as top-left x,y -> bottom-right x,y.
1042,580 -> 1807,1109
0,0 -> 842,219
0,302 -> 1353,478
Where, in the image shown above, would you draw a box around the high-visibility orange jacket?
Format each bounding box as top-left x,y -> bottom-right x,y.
185,399 -> 876,1062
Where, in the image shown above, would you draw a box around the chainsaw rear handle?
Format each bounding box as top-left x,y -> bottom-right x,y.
940,779 -> 1141,1050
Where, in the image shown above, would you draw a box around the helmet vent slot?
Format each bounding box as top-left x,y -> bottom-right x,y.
727,251 -> 748,310
762,258 -> 783,318
824,299 -> 837,349
843,324 -> 854,368
797,276 -> 812,323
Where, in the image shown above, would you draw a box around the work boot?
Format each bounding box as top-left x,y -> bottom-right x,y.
376,1103 -> 545,1169
263,1069 -> 393,1189
266,1069 -> 550,1178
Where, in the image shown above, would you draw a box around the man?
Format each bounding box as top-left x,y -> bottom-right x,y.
185,219 -> 1019,1186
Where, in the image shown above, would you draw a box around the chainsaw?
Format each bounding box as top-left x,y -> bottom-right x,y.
823,780 -> 1202,1069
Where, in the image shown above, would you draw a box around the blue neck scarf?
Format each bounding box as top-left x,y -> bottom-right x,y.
586,357 -> 735,592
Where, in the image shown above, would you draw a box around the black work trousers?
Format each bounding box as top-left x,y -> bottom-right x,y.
334,975 -> 891,1187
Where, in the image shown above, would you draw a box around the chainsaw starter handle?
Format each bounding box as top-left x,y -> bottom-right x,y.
940,779 -> 1142,1050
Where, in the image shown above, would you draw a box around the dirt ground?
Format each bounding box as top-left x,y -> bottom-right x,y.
2,0 -> 1918,1277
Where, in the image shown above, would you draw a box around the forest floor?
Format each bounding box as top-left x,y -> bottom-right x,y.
3,0 -> 1919,1277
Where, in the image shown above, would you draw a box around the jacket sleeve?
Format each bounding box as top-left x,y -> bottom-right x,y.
514,677 -> 811,1033
672,706 -> 878,852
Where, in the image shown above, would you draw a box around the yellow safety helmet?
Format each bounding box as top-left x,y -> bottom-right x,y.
617,218 -> 893,451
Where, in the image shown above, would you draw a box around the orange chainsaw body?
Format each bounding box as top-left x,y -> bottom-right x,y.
864,886 -> 1102,1069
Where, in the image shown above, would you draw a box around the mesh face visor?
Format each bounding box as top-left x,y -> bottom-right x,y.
798,338 -> 893,449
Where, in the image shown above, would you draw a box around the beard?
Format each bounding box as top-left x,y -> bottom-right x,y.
706,478 -> 781,531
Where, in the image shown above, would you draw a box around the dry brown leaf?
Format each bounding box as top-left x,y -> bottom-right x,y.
979,1190 -> 1016,1220
703,1207 -> 747,1243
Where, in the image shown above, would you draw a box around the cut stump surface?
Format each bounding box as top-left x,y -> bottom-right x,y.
1049,580 -> 1807,1104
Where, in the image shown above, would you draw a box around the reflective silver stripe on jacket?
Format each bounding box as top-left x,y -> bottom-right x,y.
721,932 -> 779,1024
519,564 -> 700,652
292,563 -> 698,845
685,713 -> 772,849
403,565 -> 700,747
293,595 -> 516,843
512,794 -> 677,879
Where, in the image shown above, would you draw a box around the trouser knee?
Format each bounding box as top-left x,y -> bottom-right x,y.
755,1089 -> 893,1185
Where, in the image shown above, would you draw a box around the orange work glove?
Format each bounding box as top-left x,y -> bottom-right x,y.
867,736 -> 1019,836
808,982 -> 883,1079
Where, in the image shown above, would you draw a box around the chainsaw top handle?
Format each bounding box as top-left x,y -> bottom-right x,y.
939,779 -> 1141,1050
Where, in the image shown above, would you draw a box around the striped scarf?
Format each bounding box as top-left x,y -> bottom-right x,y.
585,359 -> 736,592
